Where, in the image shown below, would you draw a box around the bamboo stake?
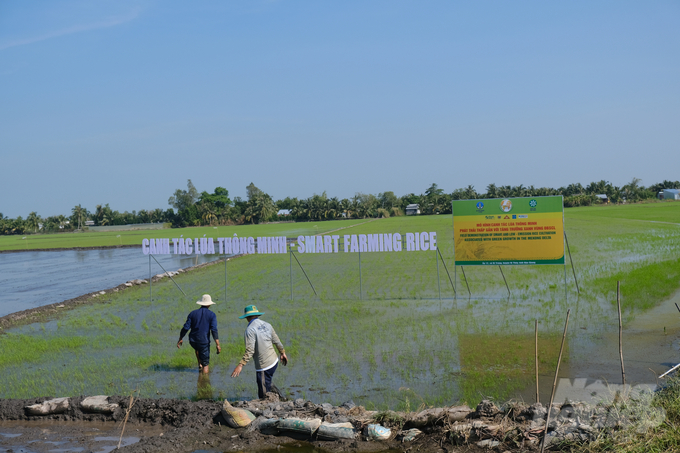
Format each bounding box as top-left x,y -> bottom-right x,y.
618,281 -> 626,385
118,392 -> 136,449
540,309 -> 570,453
535,319 -> 539,404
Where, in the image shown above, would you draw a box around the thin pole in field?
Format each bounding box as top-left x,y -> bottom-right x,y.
535,319 -> 539,404
289,246 -> 293,301
498,265 -> 510,297
540,309 -> 570,453
224,253 -> 227,306
460,266 -> 471,298
291,251 -> 317,297
359,248 -> 362,300
563,261 -> 568,304
618,281 -> 626,385
150,254 -> 186,297
564,232 -> 580,294
436,248 -> 441,301
452,205 -> 457,299
562,200 -> 568,303
437,248 -> 456,296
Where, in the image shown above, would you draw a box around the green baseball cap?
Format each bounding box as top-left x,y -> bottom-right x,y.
239,304 -> 265,319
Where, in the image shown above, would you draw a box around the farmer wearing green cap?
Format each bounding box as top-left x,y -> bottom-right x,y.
231,304 -> 288,399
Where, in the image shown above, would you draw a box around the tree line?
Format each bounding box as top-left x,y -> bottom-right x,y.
1,178 -> 678,235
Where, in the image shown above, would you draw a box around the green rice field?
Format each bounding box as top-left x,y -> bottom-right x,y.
1,203 -> 679,409
0,219 -> 370,251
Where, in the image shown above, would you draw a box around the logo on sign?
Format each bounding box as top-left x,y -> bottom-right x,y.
476,202 -> 484,210
500,199 -> 513,212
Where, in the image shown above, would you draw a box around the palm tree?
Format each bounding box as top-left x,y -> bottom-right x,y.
244,193 -> 276,224
26,212 -> 41,233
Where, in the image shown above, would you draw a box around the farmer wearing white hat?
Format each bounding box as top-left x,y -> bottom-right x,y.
177,294 -> 221,374
231,305 -> 288,398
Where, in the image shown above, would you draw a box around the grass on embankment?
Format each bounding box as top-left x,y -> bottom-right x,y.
563,376 -> 680,453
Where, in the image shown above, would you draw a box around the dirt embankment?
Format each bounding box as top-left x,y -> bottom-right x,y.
0,391 -> 644,453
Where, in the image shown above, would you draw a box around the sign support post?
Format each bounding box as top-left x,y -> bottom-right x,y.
436,248 -> 441,301
289,246 -> 293,301
359,248 -> 362,300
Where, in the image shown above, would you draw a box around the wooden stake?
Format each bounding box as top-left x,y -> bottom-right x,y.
618,281 -> 626,385
535,319 -> 539,404
118,392 -> 136,449
540,309 -> 570,453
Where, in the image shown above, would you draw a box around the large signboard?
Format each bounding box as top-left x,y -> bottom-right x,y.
452,196 -> 564,265
140,231 -> 438,255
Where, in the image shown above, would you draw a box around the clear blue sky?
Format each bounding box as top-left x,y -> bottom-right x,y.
1,1 -> 678,218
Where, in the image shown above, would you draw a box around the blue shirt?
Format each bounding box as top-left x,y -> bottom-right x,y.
179,306 -> 219,345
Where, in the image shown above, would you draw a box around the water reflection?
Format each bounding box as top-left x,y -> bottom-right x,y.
197,373 -> 213,400
0,249 -> 227,317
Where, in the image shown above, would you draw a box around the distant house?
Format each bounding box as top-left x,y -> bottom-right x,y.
277,209 -> 291,216
84,220 -> 95,226
406,204 -> 420,215
595,194 -> 609,204
663,189 -> 680,200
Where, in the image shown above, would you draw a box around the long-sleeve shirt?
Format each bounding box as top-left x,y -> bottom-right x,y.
238,318 -> 285,371
179,306 -> 219,346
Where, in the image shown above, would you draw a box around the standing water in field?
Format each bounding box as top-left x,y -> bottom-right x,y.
0,248 -> 224,317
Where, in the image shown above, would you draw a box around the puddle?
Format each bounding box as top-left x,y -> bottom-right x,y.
93,436 -> 140,453
0,420 -> 162,453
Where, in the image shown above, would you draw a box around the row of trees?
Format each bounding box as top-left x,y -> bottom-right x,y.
2,178 -> 679,235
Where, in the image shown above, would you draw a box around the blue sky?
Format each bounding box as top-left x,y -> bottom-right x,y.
1,1 -> 678,218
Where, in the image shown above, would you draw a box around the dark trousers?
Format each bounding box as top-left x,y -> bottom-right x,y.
256,362 -> 278,399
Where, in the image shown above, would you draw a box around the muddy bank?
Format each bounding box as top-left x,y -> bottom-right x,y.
0,390 -> 661,453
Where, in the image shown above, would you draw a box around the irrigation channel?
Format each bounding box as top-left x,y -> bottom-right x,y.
0,248 -> 224,317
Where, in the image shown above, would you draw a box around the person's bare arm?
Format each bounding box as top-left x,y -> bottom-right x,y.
231,329 -> 255,378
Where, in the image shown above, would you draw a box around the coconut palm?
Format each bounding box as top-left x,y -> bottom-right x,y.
26,212 -> 41,233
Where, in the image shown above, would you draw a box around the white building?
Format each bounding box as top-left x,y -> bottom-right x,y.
662,189 -> 680,200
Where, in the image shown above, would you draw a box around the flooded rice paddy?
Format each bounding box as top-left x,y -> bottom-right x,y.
0,248 -> 223,317
1,212 -> 679,410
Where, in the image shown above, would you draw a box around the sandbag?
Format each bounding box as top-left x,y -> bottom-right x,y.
81,395 -> 119,414
317,422 -> 357,440
222,400 -> 256,428
365,424 -> 391,441
400,428 -> 422,442
25,397 -> 70,415
257,417 -> 280,434
277,418 -> 322,436
407,406 -> 472,428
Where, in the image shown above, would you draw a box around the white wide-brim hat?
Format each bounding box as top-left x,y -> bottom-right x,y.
196,294 -> 215,306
